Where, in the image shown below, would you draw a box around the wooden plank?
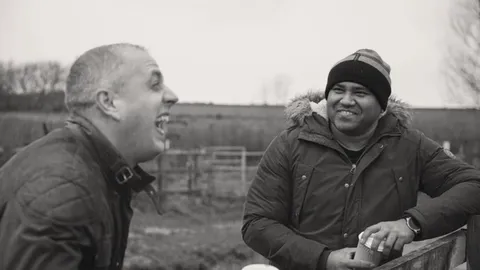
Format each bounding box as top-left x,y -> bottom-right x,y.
149,168 -> 191,174
467,215 -> 480,270
211,159 -> 242,165
164,149 -> 207,155
374,229 -> 466,270
203,146 -> 246,152
246,151 -> 265,157
209,151 -> 245,156
211,165 -> 243,171
241,149 -> 247,196
451,229 -> 467,268
161,188 -> 203,196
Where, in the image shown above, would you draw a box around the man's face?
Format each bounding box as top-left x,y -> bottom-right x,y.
326,82 -> 383,136
114,49 -> 178,163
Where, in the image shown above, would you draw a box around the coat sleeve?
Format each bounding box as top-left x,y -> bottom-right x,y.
1,176 -> 95,270
404,133 -> 480,239
241,131 -> 330,270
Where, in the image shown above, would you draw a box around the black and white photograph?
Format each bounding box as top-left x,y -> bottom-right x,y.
0,0 -> 480,269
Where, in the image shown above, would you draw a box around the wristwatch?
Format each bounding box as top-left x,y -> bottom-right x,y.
405,216 -> 421,235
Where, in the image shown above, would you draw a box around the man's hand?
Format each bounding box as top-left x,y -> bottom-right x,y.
361,219 -> 415,257
326,247 -> 376,270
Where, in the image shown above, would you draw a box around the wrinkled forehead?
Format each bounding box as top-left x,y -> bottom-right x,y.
118,48 -> 162,80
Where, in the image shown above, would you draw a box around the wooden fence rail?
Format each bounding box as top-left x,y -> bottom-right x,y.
145,146 -> 264,196
375,215 -> 480,270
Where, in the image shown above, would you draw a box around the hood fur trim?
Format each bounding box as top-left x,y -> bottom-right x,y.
285,90 -> 412,127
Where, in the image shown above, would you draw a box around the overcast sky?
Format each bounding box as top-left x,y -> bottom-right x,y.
0,0 -> 466,108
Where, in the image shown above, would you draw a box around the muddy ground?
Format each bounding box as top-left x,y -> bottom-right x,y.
124,194 -> 267,270
124,193 -> 442,270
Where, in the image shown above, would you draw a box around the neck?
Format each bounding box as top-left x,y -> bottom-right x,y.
330,122 -> 378,151
83,112 -> 137,167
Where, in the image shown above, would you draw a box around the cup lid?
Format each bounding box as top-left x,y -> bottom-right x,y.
241,264 -> 279,270
358,231 -> 385,252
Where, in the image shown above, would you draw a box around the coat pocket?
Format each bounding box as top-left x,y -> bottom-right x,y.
291,163 -> 314,227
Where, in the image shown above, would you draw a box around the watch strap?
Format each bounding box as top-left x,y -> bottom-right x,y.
405,216 -> 421,235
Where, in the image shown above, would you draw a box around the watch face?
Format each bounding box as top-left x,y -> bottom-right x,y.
407,218 -> 419,232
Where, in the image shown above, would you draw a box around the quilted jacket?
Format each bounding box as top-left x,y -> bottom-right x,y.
242,92 -> 480,270
0,113 -> 162,270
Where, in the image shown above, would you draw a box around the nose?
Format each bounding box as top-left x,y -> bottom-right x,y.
339,92 -> 355,106
162,85 -> 179,106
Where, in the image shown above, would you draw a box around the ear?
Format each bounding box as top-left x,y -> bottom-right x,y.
95,90 -> 122,121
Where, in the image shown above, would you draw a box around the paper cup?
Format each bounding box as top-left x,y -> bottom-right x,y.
353,231 -> 385,267
241,264 -> 279,270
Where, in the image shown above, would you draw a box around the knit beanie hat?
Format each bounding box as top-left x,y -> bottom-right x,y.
324,49 -> 392,110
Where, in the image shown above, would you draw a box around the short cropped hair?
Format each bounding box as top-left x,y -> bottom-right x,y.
65,43 -> 146,112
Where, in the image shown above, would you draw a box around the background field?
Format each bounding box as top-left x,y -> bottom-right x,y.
1,93 -> 479,269
1,101 -> 480,165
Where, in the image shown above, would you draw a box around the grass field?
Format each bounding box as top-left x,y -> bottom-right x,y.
125,194 -> 269,270
125,192 -> 439,270
0,108 -> 476,269
0,111 -> 286,152
2,106 -> 480,160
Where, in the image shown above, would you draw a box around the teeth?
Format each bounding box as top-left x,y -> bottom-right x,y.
155,115 -> 169,136
155,115 -> 169,126
160,115 -> 169,122
339,111 -> 355,116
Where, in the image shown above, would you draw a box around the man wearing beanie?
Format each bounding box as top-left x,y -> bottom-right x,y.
242,49 -> 480,269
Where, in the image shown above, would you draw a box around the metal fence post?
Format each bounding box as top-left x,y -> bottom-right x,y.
241,148 -> 247,196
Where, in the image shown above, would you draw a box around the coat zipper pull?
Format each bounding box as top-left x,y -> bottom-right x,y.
350,164 -> 357,174
144,184 -> 165,215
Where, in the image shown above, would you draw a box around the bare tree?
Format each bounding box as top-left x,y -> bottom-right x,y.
37,62 -> 64,93
0,62 -> 13,94
0,61 -> 67,94
261,73 -> 293,105
272,73 -> 292,105
446,0 -> 480,107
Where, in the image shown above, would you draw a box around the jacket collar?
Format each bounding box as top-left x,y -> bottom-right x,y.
285,90 -> 412,130
65,113 -> 156,193
286,90 -> 409,143
302,111 -> 402,141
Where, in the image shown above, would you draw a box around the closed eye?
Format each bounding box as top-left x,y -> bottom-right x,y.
332,88 -> 344,93
150,70 -> 164,91
151,81 -> 165,92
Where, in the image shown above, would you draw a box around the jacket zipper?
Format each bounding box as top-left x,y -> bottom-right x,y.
117,191 -> 132,269
340,132 -> 401,175
300,131 -> 401,174
350,164 -> 357,174
110,191 -> 128,270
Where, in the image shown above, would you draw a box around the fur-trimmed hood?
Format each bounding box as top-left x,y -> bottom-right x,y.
285,91 -> 412,128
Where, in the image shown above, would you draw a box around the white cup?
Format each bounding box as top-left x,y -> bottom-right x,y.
353,231 -> 386,267
241,264 -> 279,270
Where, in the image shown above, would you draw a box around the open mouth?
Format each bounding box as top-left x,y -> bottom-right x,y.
155,114 -> 170,136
